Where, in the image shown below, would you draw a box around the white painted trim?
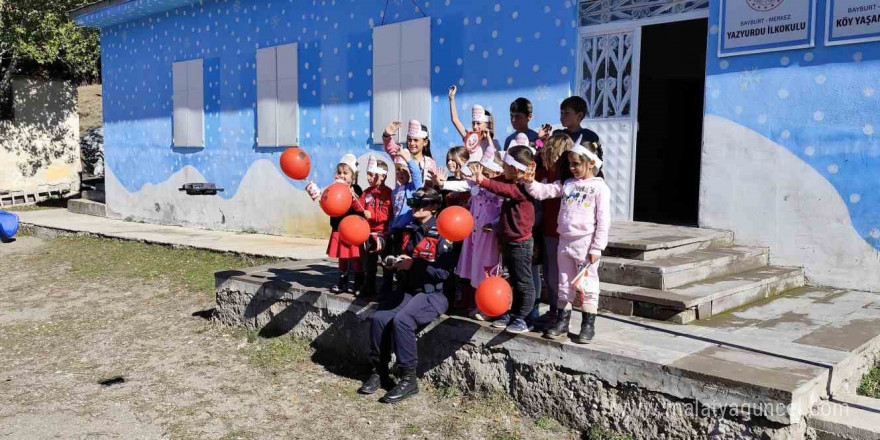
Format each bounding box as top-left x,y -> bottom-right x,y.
578,9 -> 708,35
628,27 -> 642,223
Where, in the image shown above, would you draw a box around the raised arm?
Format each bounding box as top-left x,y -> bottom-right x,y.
440,180 -> 471,192
525,180 -> 564,201
447,85 -> 467,138
407,159 -> 423,190
589,183 -> 612,257
479,178 -> 528,201
382,121 -> 402,156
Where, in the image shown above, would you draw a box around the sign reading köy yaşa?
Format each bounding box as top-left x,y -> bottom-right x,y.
719,0 -> 816,56
826,0 -> 880,45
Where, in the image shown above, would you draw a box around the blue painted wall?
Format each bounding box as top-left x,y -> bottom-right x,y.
89,0 -> 578,197
704,1 -> 880,251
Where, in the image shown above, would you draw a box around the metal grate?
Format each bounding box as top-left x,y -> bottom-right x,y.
579,0 -> 709,26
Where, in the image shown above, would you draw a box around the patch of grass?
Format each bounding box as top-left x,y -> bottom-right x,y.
534,415 -> 565,432
402,424 -> 422,435
585,426 -> 634,440
431,384 -> 460,399
490,428 -> 523,440
245,334 -> 313,371
218,430 -> 257,440
858,360 -> 880,399
32,236 -> 278,296
3,203 -> 59,212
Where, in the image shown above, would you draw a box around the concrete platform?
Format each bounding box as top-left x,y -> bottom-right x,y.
808,394 -> 880,439
605,221 -> 734,260
16,208 -> 327,260
214,260 -> 880,439
67,199 -> 107,217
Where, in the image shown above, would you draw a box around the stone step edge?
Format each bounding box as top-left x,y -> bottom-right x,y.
601,246 -> 769,276
600,266 -> 806,310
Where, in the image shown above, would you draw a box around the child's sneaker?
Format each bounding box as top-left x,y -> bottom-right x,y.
505,318 -> 530,334
491,314 -> 510,328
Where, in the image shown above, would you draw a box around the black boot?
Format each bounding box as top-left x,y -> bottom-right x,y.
352,272 -> 366,296
543,308 -> 571,340
330,273 -> 349,294
574,312 -> 596,344
358,363 -> 393,395
380,367 -> 418,403
361,271 -> 377,297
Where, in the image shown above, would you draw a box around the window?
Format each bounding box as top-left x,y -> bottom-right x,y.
256,42 -> 299,147
372,17 -> 431,144
172,58 -> 204,147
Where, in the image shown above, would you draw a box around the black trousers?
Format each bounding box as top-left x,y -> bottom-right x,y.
502,238 -> 535,320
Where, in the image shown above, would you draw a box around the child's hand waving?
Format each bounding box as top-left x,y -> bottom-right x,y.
538,123 -> 553,139
384,121 -> 402,137
465,163 -> 484,184
523,162 -> 537,183
447,85 -> 457,99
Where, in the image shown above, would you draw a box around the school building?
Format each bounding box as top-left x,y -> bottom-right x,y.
72,0 -> 880,292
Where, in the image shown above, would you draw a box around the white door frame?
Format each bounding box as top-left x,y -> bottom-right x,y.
576,8 -> 709,221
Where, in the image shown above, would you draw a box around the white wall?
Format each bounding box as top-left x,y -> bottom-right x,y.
700,115 -> 880,292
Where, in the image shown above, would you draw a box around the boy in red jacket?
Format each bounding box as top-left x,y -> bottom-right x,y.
467,145 -> 536,334
353,157 -> 393,296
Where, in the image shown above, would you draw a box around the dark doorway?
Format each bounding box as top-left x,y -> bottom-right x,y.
633,19 -> 707,226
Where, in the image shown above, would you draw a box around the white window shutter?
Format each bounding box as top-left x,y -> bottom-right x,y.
276,42 -> 299,146
400,18 -> 431,133
172,61 -> 189,147
372,23 -> 402,144
257,46 -> 278,147
186,59 -> 204,147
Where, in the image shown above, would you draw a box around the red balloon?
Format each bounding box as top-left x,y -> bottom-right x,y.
436,206 -> 474,242
320,182 -> 353,217
475,276 -> 513,318
339,215 -> 371,246
280,147 -> 311,180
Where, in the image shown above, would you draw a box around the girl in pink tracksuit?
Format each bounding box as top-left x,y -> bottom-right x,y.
524,140 -> 610,344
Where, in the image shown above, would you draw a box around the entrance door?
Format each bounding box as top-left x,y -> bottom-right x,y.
578,27 -> 641,220
633,19 -> 707,226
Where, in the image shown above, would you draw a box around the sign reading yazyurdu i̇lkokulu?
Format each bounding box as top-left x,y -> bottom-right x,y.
826,0 -> 880,45
719,0 -> 816,57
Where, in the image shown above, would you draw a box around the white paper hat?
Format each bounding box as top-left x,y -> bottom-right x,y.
338,153 -> 358,172
407,120 -> 428,139
472,105 -> 489,123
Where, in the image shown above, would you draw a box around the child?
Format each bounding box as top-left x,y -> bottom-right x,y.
442,150 -> 505,316
327,154 -> 365,294
468,146 -> 537,334
447,85 -> 501,158
383,120 -> 438,187
352,157 -> 392,297
552,96 -> 600,144
524,140 -> 610,344
382,146 -> 423,296
504,97 -> 539,150
440,146 -> 472,208
533,133 -> 573,329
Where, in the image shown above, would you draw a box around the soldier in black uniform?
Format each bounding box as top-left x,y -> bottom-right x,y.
357,187 -> 455,404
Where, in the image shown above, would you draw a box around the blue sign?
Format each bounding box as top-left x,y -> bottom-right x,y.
719,0 -> 817,56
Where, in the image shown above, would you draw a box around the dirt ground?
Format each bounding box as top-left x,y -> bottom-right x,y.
0,235 -> 583,440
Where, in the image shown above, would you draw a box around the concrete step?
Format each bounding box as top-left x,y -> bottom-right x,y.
81,189 -> 105,203
604,221 -> 734,261
67,199 -> 106,217
808,394 -> 880,440
600,245 -> 769,290
599,266 -> 806,323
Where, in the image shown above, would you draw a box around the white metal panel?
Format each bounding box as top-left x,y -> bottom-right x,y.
256,46 -> 277,83
400,59 -> 430,139
172,88 -> 188,147
277,43 -> 299,145
186,59 -> 204,147
373,22 -> 401,67
257,80 -> 278,147
276,43 -> 298,79
277,78 -> 298,145
400,17 -> 430,63
172,61 -> 188,91
372,63 -> 401,144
